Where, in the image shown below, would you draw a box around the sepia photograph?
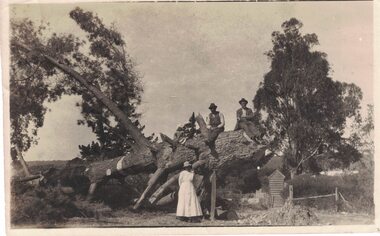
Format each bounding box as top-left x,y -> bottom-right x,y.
3,0 -> 376,233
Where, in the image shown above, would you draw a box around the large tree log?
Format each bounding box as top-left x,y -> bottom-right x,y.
85,152 -> 156,183
133,139 -> 200,209
83,150 -> 157,200
155,174 -> 204,206
156,191 -> 177,206
148,159 -> 208,205
135,114 -> 271,209
148,130 -> 272,207
213,131 -> 271,179
149,173 -> 180,205
133,168 -> 165,209
12,42 -> 155,153
12,43 -> 275,214
16,174 -> 41,182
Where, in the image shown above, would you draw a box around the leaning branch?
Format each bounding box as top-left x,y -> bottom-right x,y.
12,41 -> 156,153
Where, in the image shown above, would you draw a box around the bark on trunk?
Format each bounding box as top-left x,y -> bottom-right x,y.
149,173 -> 179,204
132,141 -> 198,209
15,147 -> 31,176
133,168 -> 165,210
16,174 -> 40,182
156,191 -> 176,206
195,114 -> 209,137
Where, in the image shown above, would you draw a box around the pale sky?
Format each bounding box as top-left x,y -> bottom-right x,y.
10,2 -> 373,161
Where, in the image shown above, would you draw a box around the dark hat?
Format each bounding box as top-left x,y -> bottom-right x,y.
239,98 -> 248,104
209,103 -> 217,109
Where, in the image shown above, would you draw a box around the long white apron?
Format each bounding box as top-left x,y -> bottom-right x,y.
176,170 -> 203,217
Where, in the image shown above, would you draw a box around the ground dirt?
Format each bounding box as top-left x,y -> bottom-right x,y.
61,205 -> 373,228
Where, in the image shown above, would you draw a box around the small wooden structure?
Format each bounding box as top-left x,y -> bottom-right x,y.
268,169 -> 285,208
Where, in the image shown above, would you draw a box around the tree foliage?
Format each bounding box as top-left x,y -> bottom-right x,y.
348,104 -> 374,171
253,18 -> 363,174
68,8 -> 151,159
10,19 -> 78,158
349,104 -> 374,153
10,8 -> 150,160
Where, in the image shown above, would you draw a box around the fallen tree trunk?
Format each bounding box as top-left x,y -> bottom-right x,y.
85,152 -> 156,184
149,173 -> 180,205
156,191 -> 177,206
16,174 -> 41,182
74,122 -> 272,211
133,168 -> 165,209
133,136 -> 200,209
146,129 -> 272,208
33,115 -> 272,211
155,174 -> 204,206
12,42 -> 275,214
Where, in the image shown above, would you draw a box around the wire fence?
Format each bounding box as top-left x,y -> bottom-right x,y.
288,185 -> 340,212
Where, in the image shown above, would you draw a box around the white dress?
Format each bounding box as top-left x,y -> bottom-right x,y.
176,170 -> 203,217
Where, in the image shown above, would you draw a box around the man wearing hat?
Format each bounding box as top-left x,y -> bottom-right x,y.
235,98 -> 262,144
205,103 -> 225,144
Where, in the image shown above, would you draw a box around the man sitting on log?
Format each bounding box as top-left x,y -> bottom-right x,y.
205,103 -> 225,145
234,98 -> 263,144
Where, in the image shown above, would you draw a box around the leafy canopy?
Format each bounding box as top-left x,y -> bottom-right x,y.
10,8 -> 150,160
69,8 -> 151,159
253,18 -> 363,173
10,19 -> 80,157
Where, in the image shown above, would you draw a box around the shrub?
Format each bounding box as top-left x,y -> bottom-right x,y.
11,181 -> 99,226
12,184 -> 80,226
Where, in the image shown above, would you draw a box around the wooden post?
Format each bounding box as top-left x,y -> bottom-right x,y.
210,170 -> 216,221
87,182 -> 98,201
289,185 -> 293,204
335,187 -> 339,212
290,169 -> 295,179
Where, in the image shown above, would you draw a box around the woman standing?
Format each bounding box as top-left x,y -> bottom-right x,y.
176,161 -> 203,223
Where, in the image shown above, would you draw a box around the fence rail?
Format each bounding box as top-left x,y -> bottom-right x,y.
292,193 -> 335,201
289,185 -> 340,212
